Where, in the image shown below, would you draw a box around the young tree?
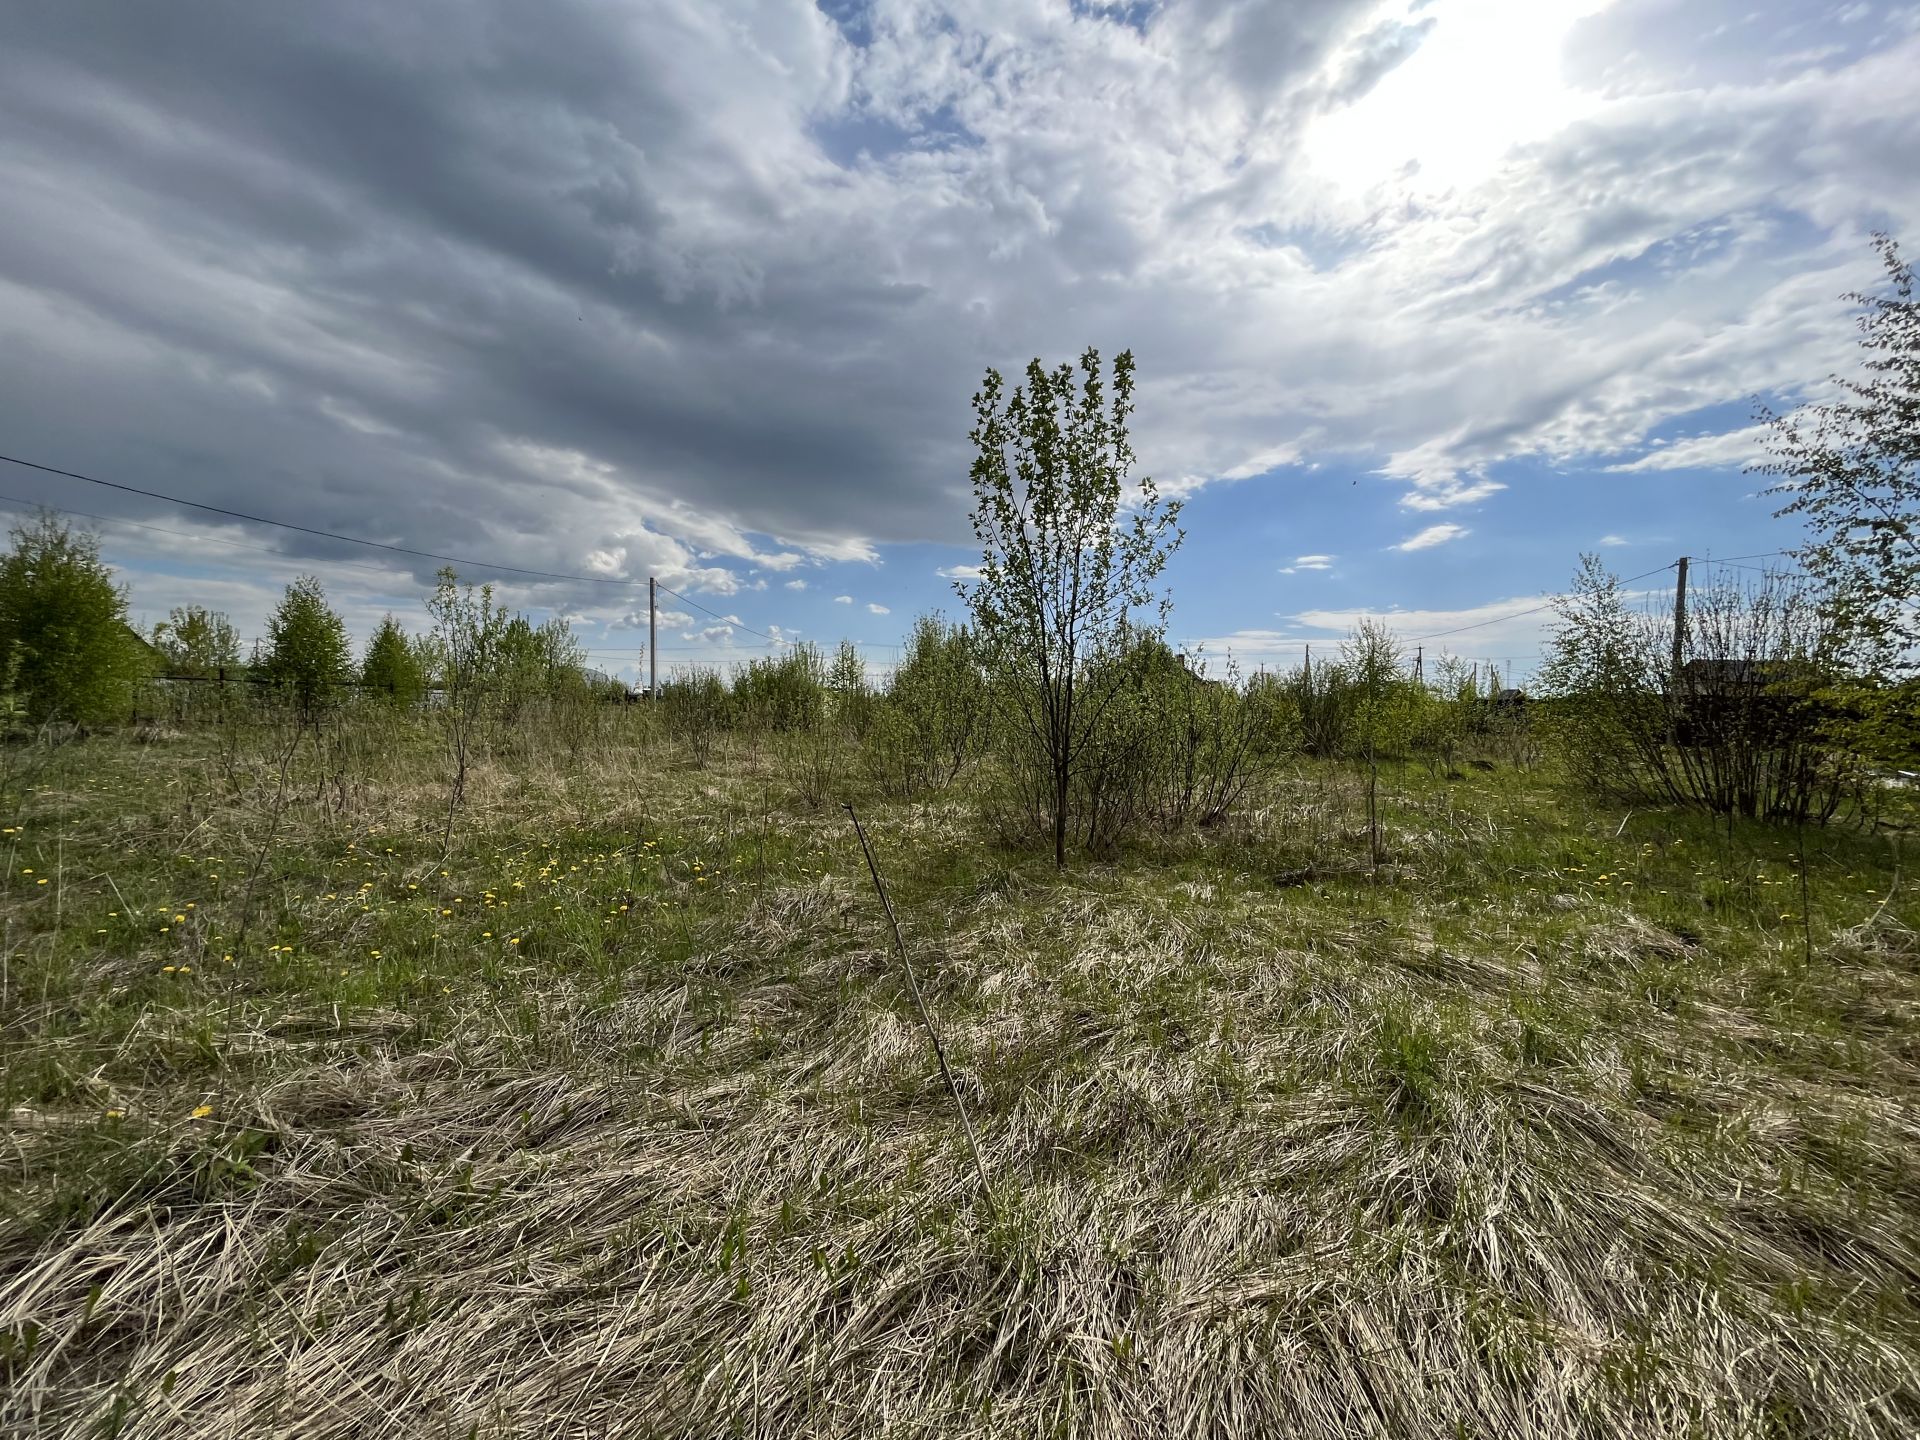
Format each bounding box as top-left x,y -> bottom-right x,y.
961,347 -> 1183,866
828,639 -> 875,738
259,575 -> 351,717
151,605 -> 242,679
426,568 -> 510,832
1756,234 -> 1919,675
0,513 -> 150,725
362,613 -> 427,703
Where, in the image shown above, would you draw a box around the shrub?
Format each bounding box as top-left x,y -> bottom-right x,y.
867,616 -> 989,798
1538,555 -> 1863,821
259,576 -> 352,720
362,615 -> 429,705
659,666 -> 731,766
733,645 -> 826,733
151,606 -> 242,680
0,514 -> 151,726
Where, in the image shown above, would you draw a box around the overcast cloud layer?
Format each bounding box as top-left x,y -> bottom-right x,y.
1,0 -> 1917,675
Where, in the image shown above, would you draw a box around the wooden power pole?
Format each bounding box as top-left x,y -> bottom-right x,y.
1670,556 -> 1689,686
648,575 -> 658,702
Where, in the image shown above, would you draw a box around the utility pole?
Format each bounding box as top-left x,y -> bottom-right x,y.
648,575 -> 658,702
1670,556 -> 1689,687
1413,645 -> 1423,684
1303,643 -> 1312,694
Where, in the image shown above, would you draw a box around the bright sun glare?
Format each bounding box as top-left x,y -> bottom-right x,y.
1305,0 -> 1616,197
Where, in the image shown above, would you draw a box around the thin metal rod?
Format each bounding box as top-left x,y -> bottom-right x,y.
843,803 -> 995,1216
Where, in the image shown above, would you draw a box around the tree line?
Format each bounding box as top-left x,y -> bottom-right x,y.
0,234 -> 1911,862
0,531 -> 603,729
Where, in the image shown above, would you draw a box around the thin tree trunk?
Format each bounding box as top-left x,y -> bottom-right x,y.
1053,760 -> 1068,868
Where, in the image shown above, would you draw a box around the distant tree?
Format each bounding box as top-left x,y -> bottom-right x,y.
1756,234 -> 1920,677
0,513 -> 150,725
259,575 -> 351,717
151,605 -> 241,679
961,346 -> 1182,866
828,639 -> 875,738
361,613 -> 427,703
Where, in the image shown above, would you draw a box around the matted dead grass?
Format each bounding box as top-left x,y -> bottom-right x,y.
3,730 -> 1918,1437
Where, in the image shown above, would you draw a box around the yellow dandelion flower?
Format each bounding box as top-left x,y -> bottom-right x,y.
191,1105 -> 212,1119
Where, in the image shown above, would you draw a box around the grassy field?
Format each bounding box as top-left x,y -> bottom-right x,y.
2,713 -> 1917,1438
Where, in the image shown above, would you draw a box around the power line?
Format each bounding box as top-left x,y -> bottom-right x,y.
0,448 -> 806,644
653,579 -> 790,647
0,450 -> 650,588
0,490 -> 416,581
1399,561 -> 1678,642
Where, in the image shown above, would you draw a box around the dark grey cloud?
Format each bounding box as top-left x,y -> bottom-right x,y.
0,0 -> 1915,606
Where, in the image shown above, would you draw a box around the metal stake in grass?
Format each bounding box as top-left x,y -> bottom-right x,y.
843,803 -> 995,1217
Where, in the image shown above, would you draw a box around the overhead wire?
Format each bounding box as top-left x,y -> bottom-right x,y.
0,450 -> 650,588
0,448 -> 802,648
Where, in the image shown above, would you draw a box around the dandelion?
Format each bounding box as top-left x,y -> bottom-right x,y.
36,878 -> 47,886
370,950 -> 382,959
20,868 -> 31,875
163,965 -> 177,974
106,1108 -> 123,1119
173,914 -> 185,924
191,1105 -> 212,1120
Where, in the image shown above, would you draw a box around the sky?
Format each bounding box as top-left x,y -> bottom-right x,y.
1,0 -> 1917,687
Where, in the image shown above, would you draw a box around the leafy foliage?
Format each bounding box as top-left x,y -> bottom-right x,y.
1757,234 -> 1920,681
961,347 -> 1183,864
361,615 -> 428,705
150,606 -> 241,679
0,514 -> 150,726
259,576 -> 352,717
866,615 -> 989,798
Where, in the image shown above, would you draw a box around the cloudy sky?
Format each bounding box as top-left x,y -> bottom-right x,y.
2,0 -> 1916,684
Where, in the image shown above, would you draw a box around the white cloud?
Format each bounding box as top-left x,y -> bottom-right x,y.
1398,477 -> 1508,512
1599,533 -> 1630,547
937,564 -> 984,581
1280,554 -> 1335,574
1393,523 -> 1468,552
833,595 -> 852,604
3,0 -> 1916,589
1604,424 -> 1772,473
784,578 -> 808,590
866,602 -> 890,615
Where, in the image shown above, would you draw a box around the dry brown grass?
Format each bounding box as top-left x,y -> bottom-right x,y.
2,723 -> 1918,1437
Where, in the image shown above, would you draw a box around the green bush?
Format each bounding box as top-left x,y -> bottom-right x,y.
361,615 -> 429,705
659,666 -> 732,766
258,575 -> 352,719
866,616 -> 988,798
0,514 -> 151,727
733,644 -> 826,733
